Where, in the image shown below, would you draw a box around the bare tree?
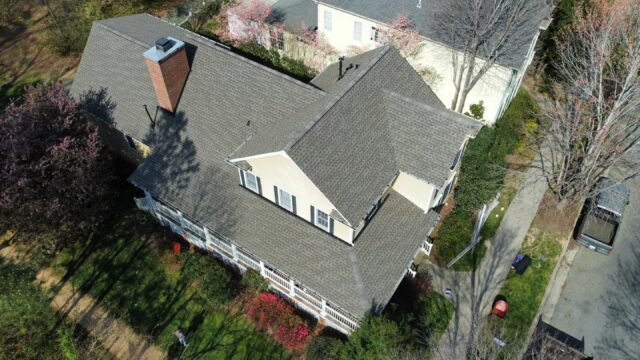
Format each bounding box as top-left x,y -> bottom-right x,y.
434,0 -> 548,112
535,0 -> 640,204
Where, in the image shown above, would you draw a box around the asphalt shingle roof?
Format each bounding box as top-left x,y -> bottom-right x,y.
71,14 -> 465,318
288,46 -> 477,225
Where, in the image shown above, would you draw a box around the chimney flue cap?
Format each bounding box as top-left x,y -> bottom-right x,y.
155,37 -> 174,52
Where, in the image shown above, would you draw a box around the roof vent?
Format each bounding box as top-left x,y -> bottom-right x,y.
144,36 -> 191,113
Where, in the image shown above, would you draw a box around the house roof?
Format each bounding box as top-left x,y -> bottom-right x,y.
316,0 -> 548,69
286,46 -> 478,225
272,0 -> 318,30
70,14 -> 462,318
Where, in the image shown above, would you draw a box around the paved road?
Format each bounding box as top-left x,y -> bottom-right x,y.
547,165 -> 640,358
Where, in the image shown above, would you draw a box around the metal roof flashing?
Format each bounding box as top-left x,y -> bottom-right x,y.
143,36 -> 184,63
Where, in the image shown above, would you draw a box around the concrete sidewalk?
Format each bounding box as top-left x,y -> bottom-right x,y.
429,152 -> 549,359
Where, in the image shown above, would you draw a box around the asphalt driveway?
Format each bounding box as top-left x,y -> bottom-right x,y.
547,172 -> 640,358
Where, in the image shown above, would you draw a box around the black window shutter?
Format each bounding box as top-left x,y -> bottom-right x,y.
310,206 -> 315,224
292,196 -> 297,214
257,177 -> 262,195
240,170 -> 246,187
273,186 -> 279,204
330,218 -> 335,235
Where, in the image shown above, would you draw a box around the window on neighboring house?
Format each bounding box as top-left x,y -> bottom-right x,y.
241,170 -> 261,195
314,208 -> 331,232
125,134 -> 136,149
353,21 -> 362,41
275,186 -> 296,213
324,10 -> 332,31
370,27 -> 380,42
451,141 -> 467,169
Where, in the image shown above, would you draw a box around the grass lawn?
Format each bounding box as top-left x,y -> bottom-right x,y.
53,211 -> 290,359
486,229 -> 562,354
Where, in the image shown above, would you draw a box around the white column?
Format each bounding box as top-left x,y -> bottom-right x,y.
203,227 -> 211,244
320,299 -> 327,317
289,279 -> 296,296
176,210 -> 185,227
259,261 -> 265,276
144,190 -> 155,211
231,243 -> 239,261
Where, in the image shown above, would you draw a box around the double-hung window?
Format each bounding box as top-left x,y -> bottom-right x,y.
241,170 -> 261,195
324,10 -> 332,31
353,21 -> 363,41
276,187 -> 295,213
315,208 -> 330,232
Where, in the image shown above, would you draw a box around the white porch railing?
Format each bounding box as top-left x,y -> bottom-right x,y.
293,285 -> 323,309
325,303 -> 359,331
237,250 -> 261,271
264,267 -> 291,291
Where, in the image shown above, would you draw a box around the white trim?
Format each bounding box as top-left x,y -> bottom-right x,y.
228,150 -> 284,163
314,208 -> 331,232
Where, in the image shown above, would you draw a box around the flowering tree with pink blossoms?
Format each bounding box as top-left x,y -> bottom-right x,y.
225,0 -> 273,44
379,14 -> 424,57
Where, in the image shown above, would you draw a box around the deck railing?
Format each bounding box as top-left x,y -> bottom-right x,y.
293,285 -> 323,309
326,303 -> 359,331
237,249 -> 261,271
264,267 -> 291,291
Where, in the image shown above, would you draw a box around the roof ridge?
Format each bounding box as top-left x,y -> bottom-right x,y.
94,22 -> 149,48
283,45 -> 392,151
99,14 -> 326,96
382,89 -> 483,130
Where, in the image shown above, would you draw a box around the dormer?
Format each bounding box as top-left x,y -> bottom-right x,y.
229,151 -> 355,244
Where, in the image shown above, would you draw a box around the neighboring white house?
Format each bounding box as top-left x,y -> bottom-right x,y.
272,0 -> 548,123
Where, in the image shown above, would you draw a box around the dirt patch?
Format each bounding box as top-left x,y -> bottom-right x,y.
533,194 -> 582,237
0,4 -> 80,87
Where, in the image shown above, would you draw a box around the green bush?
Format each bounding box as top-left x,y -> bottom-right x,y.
241,268 -> 269,292
179,252 -> 233,305
340,315 -> 404,360
235,42 -> 317,81
306,335 -> 343,360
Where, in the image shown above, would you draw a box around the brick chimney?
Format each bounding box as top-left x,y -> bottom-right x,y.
143,37 -> 190,113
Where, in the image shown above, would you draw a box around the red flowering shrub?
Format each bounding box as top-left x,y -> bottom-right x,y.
247,292 -> 311,350
275,321 -> 310,350
247,292 -> 293,331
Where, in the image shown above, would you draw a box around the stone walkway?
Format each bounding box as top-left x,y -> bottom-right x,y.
429,148 -> 550,359
0,239 -> 166,360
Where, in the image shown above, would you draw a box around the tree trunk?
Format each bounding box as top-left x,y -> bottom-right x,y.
456,54 -> 477,113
